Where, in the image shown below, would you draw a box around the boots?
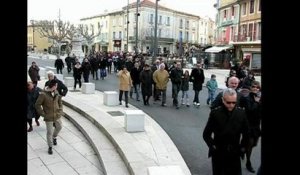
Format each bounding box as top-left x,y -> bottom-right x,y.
246,161 -> 255,173
35,120 -> 40,126
27,126 -> 33,132
186,98 -> 190,107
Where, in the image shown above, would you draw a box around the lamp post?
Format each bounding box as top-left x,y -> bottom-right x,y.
126,0 -> 129,52
153,0 -> 159,61
30,20 -> 35,52
135,0 -> 140,54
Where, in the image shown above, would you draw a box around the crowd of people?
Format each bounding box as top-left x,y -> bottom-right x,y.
28,53 -> 261,174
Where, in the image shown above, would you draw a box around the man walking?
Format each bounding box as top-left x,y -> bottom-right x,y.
35,79 -> 63,155
203,88 -> 249,175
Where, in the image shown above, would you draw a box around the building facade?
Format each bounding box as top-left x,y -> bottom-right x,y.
27,25 -> 53,52
79,0 -> 215,56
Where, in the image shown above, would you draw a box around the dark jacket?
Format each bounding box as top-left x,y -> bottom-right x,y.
140,69 -> 153,96
28,66 -> 40,82
239,92 -> 262,138
190,68 -> 205,91
130,67 -> 142,84
170,68 -> 183,84
181,75 -> 190,91
203,106 -> 249,175
27,86 -> 41,119
210,90 -> 242,110
45,77 -> 68,96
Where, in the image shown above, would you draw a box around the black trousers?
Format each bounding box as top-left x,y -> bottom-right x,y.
119,90 -> 129,104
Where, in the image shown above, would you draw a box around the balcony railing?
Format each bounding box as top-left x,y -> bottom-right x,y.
231,34 -> 261,42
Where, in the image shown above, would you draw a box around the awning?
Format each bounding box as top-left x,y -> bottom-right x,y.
205,45 -> 233,53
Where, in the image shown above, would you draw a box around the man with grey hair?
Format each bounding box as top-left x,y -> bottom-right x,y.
44,70 -> 68,97
203,88 -> 249,175
153,63 -> 169,106
210,76 -> 240,109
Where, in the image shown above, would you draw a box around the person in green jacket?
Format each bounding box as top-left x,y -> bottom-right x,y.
35,79 -> 63,155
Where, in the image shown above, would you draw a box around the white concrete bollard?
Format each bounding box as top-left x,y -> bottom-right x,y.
124,110 -> 145,132
81,83 -> 95,94
54,74 -> 64,83
64,77 -> 74,87
103,91 -> 119,106
147,166 -> 184,175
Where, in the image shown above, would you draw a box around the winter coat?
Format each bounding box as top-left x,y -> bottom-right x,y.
35,88 -> 63,122
130,67 -> 142,85
45,77 -> 68,96
140,69 -> 153,96
190,68 -> 205,91
117,70 -> 132,91
28,65 -> 40,82
27,86 -> 41,119
181,75 -> 190,91
153,70 -> 169,90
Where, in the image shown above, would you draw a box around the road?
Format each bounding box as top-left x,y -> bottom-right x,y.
28,56 -> 261,175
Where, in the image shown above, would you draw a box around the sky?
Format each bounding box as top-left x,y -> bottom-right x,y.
28,0 -> 217,24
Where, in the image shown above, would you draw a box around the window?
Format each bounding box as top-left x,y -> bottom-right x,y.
231,6 -> 235,16
258,0 -> 261,12
179,31 -> 183,40
159,15 -> 162,24
113,32 -> 116,39
180,19 -> 183,28
158,29 -> 161,37
166,17 -> 170,26
186,32 -> 189,41
186,20 -> 189,29
248,23 -> 253,41
250,0 -> 255,14
150,14 -> 154,24
242,3 -> 247,15
224,9 -> 227,19
200,38 -> 203,44
119,31 -> 122,39
257,22 -> 261,40
112,19 -> 116,26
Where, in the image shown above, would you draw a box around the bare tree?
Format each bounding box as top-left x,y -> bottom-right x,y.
78,24 -> 101,56
35,20 -> 76,55
139,26 -> 154,54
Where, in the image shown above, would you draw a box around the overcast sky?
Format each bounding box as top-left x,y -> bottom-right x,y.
28,0 -> 217,24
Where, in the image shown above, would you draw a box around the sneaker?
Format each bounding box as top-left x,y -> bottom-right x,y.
48,147 -> 53,155
53,138 -> 57,145
161,103 -> 167,107
119,102 -> 122,105
181,102 -> 185,105
125,104 -> 129,108
206,101 -> 209,105
186,104 -> 190,107
197,103 -> 200,106
193,102 -> 197,105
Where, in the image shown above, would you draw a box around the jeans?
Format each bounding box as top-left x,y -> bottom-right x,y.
207,90 -> 216,104
193,90 -> 200,103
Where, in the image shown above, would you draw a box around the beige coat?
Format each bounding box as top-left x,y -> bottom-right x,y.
35,89 -> 63,122
153,69 -> 169,90
117,70 -> 132,91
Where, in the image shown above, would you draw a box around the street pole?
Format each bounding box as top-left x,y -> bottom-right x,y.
135,0 -> 140,54
127,0 -> 129,52
30,20 -> 35,52
153,0 -> 159,61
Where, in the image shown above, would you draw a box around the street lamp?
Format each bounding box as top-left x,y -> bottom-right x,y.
153,0 -> 160,61
126,0 -> 129,52
135,0 -> 140,54
30,20 -> 35,52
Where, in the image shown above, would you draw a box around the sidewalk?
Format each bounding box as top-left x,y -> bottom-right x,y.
28,77 -> 191,175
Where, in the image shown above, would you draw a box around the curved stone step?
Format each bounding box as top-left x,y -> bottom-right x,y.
63,105 -> 130,175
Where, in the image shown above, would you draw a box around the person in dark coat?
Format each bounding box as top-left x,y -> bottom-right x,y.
54,55 -> 64,74
190,62 -> 205,107
73,62 -> 82,90
203,88 -> 250,175
81,58 -> 92,82
140,64 -> 153,105
28,61 -> 40,86
65,54 -> 72,73
239,81 -> 262,173
170,62 -> 183,109
130,62 -> 142,101
45,71 -> 68,97
27,81 -> 41,132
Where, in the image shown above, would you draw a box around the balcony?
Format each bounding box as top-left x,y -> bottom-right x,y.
231,34 -> 261,42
